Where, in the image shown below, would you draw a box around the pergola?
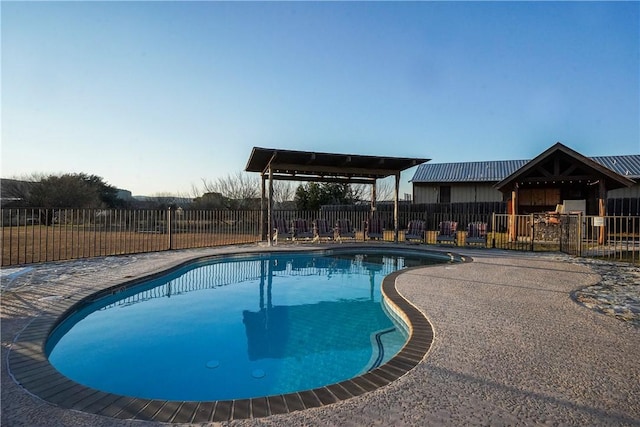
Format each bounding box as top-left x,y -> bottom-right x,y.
245,147 -> 430,245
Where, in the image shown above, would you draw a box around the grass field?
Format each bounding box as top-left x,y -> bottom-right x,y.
1,225 -> 258,266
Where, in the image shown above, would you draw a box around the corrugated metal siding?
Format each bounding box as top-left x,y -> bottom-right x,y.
608,186 -> 640,198
451,185 -> 503,203
411,155 -> 640,183
475,185 -> 504,202
414,183 -> 504,204
413,185 -> 438,204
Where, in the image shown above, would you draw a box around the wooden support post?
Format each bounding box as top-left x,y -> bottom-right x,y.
371,181 -> 377,217
394,173 -> 400,243
260,175 -> 266,241
268,166 -> 274,247
598,180 -> 606,245
509,185 -> 518,242
370,181 -> 377,240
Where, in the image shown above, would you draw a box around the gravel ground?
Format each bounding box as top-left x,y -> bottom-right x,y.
2,245 -> 639,426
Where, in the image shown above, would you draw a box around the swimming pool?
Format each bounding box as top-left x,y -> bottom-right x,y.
45,249 -> 450,402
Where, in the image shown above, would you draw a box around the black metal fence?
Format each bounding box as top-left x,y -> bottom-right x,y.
1,208 -> 260,266
2,205 -> 638,267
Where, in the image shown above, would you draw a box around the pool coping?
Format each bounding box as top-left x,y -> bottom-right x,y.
7,246 -> 467,423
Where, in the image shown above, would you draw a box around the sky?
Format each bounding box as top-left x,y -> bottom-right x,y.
2,1 -> 639,197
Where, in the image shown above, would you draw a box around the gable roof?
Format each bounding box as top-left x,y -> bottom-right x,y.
411,149 -> 639,184
494,142 -> 636,192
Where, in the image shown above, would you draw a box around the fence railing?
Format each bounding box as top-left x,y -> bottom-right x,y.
2,208 -> 638,267
1,208 -> 261,266
491,213 -> 640,264
563,214 -> 640,264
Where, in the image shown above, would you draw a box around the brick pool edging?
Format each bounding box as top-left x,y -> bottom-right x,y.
7,247 -> 466,423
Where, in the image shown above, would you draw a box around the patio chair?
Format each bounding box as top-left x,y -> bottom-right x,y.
365,218 -> 384,240
544,204 -> 563,225
436,221 -> 458,245
465,222 -> 487,246
272,218 -> 292,245
405,220 -> 426,243
335,219 -> 356,242
292,218 -> 314,241
313,218 -> 334,242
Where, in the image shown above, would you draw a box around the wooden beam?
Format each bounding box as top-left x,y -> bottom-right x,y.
261,151 -> 279,175
269,174 -> 376,185
560,164 -> 578,176
518,175 -> 594,183
268,162 -> 399,178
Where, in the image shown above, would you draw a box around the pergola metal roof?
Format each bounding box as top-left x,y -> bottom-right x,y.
245,147 -> 430,183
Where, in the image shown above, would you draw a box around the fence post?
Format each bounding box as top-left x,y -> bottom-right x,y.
491,212 -> 496,248
167,207 -> 173,250
577,213 -> 582,257
530,214 -> 535,252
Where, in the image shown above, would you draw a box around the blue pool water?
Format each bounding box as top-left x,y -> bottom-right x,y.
46,250 -> 448,401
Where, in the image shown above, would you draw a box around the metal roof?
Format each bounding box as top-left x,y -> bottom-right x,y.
591,155 -> 640,180
246,147 -> 430,183
494,143 -> 636,192
411,155 -> 640,183
410,160 -> 528,183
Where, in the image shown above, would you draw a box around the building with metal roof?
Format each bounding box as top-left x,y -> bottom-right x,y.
410,143 -> 639,215
411,156 -> 640,184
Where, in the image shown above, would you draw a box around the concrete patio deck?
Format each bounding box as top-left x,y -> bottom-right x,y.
2,245 -> 639,426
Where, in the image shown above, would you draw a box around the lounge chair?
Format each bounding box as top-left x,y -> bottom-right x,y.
272,218 -> 292,245
335,219 -> 356,242
405,220 -> 425,243
465,222 -> 487,246
292,218 -> 314,241
436,221 -> 458,245
313,219 -> 334,242
365,218 -> 384,240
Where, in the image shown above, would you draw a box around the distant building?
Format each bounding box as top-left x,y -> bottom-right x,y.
116,189 -> 133,201
0,178 -> 37,207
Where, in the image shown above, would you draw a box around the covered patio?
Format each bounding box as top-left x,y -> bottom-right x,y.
495,142 -> 635,243
245,147 -> 430,244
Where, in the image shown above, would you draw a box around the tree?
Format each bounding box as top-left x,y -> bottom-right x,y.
271,180 -> 295,207
199,173 -> 259,209
351,178 -> 395,202
36,175 -> 85,207
294,182 -> 360,210
27,173 -> 118,209
191,192 -> 229,209
82,173 -> 122,208
195,172 -> 296,210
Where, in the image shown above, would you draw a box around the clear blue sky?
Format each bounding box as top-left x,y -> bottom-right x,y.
2,1 -> 639,197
